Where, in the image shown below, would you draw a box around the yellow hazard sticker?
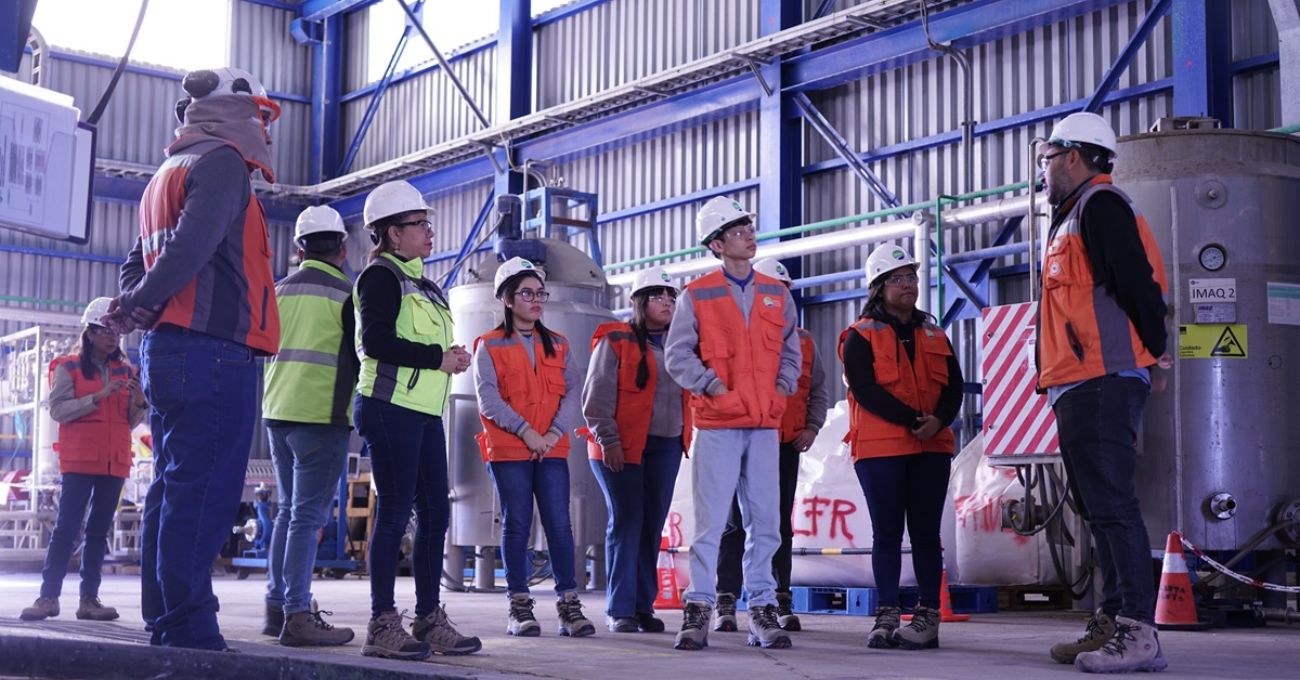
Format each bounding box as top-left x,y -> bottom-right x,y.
1179,324 -> 1247,359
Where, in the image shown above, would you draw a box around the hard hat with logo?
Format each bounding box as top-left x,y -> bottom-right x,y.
81,297 -> 114,327
1048,112 -> 1118,159
494,257 -> 546,298
696,196 -> 755,246
174,67 -> 280,126
752,258 -> 793,284
294,205 -> 347,243
630,265 -> 678,296
864,245 -> 919,288
363,180 -> 430,228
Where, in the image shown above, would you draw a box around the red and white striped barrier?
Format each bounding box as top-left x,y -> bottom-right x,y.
980,302 -> 1060,458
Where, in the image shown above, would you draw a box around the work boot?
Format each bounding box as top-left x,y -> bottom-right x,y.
361,610 -> 431,661
895,605 -> 940,650
746,604 -> 792,649
75,596 -> 119,621
775,591 -> 801,632
1051,609 -> 1117,664
261,603 -> 284,637
412,604 -> 482,655
556,591 -> 596,637
280,608 -> 354,647
1074,616 -> 1168,674
867,605 -> 901,649
673,601 -> 711,651
711,592 -> 738,632
19,597 -> 59,621
607,616 -> 639,633
506,593 -> 541,637
635,611 -> 665,633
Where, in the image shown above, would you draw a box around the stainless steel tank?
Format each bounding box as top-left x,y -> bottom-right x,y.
1115,120 -> 1300,552
445,239 -> 614,586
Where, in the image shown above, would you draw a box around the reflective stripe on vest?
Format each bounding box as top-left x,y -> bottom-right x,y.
47,355 -> 134,478
263,260 -> 355,426
475,328 -> 572,462
687,269 -> 788,430
355,254 -> 454,417
837,319 -> 956,460
779,328 -> 816,443
578,321 -> 693,465
1036,177 -> 1169,388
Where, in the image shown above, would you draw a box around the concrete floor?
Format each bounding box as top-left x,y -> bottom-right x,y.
2,572 -> 1299,679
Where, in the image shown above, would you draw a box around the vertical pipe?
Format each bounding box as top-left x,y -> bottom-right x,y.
916,214 -> 932,313
1027,140 -> 1041,301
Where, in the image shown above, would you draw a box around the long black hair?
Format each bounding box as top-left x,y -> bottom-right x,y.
497,272 -> 557,358
859,272 -> 935,326
79,326 -> 125,380
628,286 -> 676,389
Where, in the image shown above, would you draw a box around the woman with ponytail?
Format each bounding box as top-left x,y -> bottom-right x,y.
472,257 -> 594,639
580,265 -> 689,633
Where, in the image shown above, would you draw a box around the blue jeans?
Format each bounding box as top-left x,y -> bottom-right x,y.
488,458 -> 577,597
854,452 -> 952,609
356,395 -> 450,618
40,473 -> 125,599
1054,375 -> 1156,623
590,435 -> 683,617
139,328 -> 258,650
265,424 -> 350,615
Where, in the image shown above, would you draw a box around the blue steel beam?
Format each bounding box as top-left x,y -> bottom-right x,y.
496,0 -> 532,201
300,0 -> 382,22
239,0 -> 300,11
309,16 -> 344,182
337,0 -> 424,176
441,190 -> 496,288
1171,0 -> 1233,125
1082,0 -> 1171,112
759,0 -> 803,291
793,91 -> 901,208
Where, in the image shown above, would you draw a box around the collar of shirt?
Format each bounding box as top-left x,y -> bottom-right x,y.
723,268 -> 755,291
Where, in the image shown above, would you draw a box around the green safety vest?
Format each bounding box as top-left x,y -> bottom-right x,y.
263,259 -> 357,426
354,253 -> 455,417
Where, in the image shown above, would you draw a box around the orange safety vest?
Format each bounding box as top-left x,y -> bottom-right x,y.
137,142 -> 280,355
838,318 -> 956,460
47,355 -> 135,478
475,328 -> 572,462
1036,176 -> 1168,389
779,328 -> 816,444
687,269 -> 788,430
577,322 -> 693,465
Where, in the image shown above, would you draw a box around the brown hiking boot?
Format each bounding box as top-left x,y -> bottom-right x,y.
20,597 -> 59,621
1050,609 -> 1117,664
280,609 -> 355,647
76,596 -> 119,621
261,603 -> 285,637
412,605 -> 482,655
362,610 -> 430,660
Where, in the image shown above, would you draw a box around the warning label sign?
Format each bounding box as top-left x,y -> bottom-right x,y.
1179,324 -> 1248,360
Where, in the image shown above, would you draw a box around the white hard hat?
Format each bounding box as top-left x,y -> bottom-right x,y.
695,196 -> 755,245
629,265 -> 678,296
175,67 -> 280,125
81,297 -> 114,327
494,257 -> 546,298
363,180 -> 429,228
752,258 -> 793,284
294,205 -> 347,242
1048,112 -> 1118,158
864,245 -> 919,288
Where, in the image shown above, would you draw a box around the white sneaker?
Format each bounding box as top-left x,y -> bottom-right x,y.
1074,616 -> 1168,674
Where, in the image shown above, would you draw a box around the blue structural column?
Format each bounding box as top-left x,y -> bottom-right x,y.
758,1 -> 803,284
307,15 -> 343,182
1170,0 -> 1233,126
496,0 -> 531,199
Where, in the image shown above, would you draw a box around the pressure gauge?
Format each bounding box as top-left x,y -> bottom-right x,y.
1198,244 -> 1226,272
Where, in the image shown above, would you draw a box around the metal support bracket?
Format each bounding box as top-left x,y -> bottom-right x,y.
792,91 -> 901,209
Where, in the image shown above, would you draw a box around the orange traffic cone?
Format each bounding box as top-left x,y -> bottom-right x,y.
654,536 -> 683,610
1155,531 -> 1206,630
903,570 -> 971,622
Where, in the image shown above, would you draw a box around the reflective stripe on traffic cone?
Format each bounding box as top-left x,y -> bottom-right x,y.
654,536 -> 683,610
1155,530 -> 1207,630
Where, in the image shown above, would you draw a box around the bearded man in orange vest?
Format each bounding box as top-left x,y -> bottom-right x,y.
665,197 -> 803,652
1035,112 -> 1169,675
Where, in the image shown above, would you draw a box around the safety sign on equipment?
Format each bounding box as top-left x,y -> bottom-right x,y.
1178,324 -> 1247,360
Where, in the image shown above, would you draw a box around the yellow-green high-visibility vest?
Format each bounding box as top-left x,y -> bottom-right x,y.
354,253 -> 454,417
263,259 -> 358,426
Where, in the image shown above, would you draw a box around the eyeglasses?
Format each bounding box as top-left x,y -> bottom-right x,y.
396,219 -> 433,232
1036,150 -> 1070,171
884,273 -> 919,286
514,290 -> 550,302
88,325 -> 118,337
724,225 -> 757,240
647,294 -> 677,305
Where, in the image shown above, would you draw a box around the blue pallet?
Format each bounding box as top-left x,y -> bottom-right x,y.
768,585 -> 999,617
